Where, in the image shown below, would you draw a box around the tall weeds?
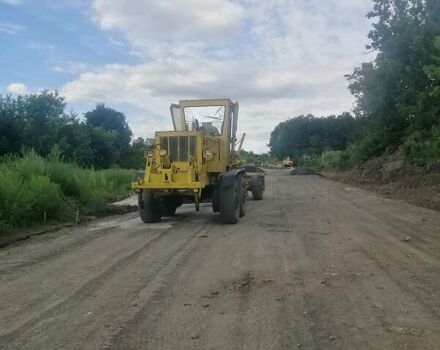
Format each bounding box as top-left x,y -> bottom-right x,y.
0,151 -> 132,234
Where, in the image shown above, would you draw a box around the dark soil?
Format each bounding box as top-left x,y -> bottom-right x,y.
290,167 -> 315,175
244,165 -> 265,173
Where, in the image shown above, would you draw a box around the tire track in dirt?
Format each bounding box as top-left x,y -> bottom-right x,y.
0,226 -> 119,277
0,213 -> 161,278
332,184 -> 440,249
228,175 -> 284,350
0,219 -> 208,349
289,175 -> 440,349
110,174 -> 292,350
101,223 -> 212,349
109,225 -> 264,349
320,182 -> 440,321
334,202 -> 440,271
278,176 -> 340,349
0,228 -> 167,344
356,237 -> 440,319
232,174 -> 323,349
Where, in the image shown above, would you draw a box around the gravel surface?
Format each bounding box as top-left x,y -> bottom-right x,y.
1,169 -> 439,350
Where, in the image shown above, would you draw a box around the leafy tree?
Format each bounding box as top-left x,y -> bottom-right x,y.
118,137 -> 150,169
0,95 -> 26,155
57,113 -> 94,167
85,103 -> 132,153
22,91 -> 68,155
411,35 -> 440,131
0,91 -> 67,157
240,150 -> 274,164
346,0 -> 440,157
269,113 -> 359,162
0,93 -> 147,169
270,0 -> 440,166
87,127 -> 119,169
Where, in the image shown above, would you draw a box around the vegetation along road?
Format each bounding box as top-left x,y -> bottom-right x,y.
1,169 -> 439,350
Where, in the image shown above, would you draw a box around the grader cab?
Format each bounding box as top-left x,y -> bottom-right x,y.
132,98 -> 264,224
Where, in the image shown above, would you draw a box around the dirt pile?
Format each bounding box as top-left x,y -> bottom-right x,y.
322,157 -> 440,211
244,165 -> 265,173
290,167 -> 315,175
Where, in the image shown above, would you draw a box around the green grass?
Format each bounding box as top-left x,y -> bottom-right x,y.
0,151 -> 132,235
302,126 -> 440,171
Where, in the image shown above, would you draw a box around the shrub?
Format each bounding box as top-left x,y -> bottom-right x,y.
303,154 -> 321,168
404,126 -> 440,167
0,166 -> 23,228
21,175 -> 66,225
320,150 -> 353,169
349,131 -> 387,164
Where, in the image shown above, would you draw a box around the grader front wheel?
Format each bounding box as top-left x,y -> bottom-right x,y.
239,176 -> 246,217
138,190 -> 162,223
219,177 -> 245,224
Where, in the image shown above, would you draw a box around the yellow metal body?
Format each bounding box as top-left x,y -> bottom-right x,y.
132,99 -> 238,199
282,157 -> 294,167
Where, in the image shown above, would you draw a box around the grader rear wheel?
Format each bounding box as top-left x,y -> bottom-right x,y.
250,176 -> 264,200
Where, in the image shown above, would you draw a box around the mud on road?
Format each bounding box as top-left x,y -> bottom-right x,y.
1,169 -> 440,350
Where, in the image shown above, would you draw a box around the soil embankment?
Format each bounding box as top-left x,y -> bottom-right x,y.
321,159 -> 440,211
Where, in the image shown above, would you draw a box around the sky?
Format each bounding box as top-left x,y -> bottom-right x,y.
0,0 -> 375,152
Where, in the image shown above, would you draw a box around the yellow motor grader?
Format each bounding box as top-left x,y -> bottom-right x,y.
132,98 -> 264,224
282,157 -> 294,168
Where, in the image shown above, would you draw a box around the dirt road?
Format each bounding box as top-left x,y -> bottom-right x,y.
1,170 -> 440,350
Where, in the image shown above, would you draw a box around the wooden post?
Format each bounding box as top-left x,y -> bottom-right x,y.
43,211 -> 47,224
76,210 -> 79,226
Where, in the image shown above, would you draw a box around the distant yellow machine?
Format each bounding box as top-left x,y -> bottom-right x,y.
282,157 -> 294,167
132,98 -> 265,224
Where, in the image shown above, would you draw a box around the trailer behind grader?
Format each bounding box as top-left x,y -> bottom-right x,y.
132,98 -> 264,224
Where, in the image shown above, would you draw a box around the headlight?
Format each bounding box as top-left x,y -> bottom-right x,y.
204,148 -> 213,159
159,149 -> 168,157
146,150 -> 154,158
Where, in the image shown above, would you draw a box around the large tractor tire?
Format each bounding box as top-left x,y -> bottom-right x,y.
219,178 -> 240,224
138,190 -> 161,223
161,196 -> 180,217
238,175 -> 246,217
250,176 -> 264,200
212,188 -> 220,213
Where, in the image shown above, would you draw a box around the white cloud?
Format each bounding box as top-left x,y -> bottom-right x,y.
6,83 -> 29,95
53,61 -> 91,75
91,0 -> 244,58
0,21 -> 25,35
93,0 -> 243,37
61,0 -> 375,152
0,0 -> 23,5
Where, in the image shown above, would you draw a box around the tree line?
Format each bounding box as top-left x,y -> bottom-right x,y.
0,91 -> 149,169
270,0 -> 440,167
269,113 -> 359,163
